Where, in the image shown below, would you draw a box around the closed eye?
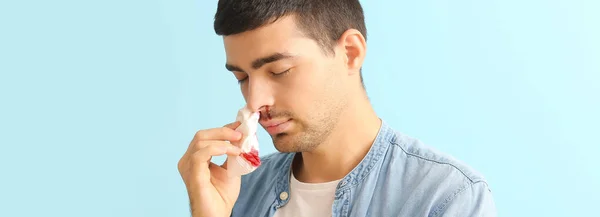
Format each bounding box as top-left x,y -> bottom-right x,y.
273,68 -> 291,76
237,76 -> 248,84
237,68 -> 291,85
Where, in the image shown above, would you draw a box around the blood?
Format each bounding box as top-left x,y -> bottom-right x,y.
265,106 -> 272,120
240,149 -> 261,167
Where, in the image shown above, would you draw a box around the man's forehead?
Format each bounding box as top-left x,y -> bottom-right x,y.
223,37 -> 294,67
222,17 -> 311,66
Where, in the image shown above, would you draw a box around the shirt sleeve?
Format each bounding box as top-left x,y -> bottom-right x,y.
433,181 -> 497,217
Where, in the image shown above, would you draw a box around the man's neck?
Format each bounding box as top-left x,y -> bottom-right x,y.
293,96 -> 382,183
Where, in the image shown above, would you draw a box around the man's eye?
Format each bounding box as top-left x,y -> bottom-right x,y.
237,77 -> 248,84
273,69 -> 291,76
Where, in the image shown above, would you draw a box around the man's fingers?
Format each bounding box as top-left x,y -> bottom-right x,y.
184,122 -> 242,157
192,142 -> 242,163
194,126 -> 242,142
224,121 -> 242,130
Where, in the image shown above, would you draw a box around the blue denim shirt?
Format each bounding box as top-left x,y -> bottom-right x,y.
232,120 -> 497,217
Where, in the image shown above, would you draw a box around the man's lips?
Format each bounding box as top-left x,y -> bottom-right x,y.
259,118 -> 289,128
260,119 -> 292,134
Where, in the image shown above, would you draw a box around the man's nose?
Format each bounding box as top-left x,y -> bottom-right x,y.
245,76 -> 274,113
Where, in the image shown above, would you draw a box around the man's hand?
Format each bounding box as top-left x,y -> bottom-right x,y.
178,122 -> 243,217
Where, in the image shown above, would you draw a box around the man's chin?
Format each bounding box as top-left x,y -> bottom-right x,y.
272,133 -> 295,152
272,132 -> 290,143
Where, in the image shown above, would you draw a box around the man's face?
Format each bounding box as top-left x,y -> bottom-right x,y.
223,15 -> 349,152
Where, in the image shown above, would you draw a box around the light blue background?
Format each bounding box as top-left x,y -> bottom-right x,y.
1,0 -> 598,216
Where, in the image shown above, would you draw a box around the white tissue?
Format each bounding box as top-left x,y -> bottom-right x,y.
226,105 -> 261,176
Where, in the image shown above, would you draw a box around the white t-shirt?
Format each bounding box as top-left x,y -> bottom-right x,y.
273,173 -> 342,217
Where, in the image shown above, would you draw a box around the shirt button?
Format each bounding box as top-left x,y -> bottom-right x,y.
279,191 -> 289,200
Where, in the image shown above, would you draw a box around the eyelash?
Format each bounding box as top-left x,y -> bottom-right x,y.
237,69 -> 291,84
274,69 -> 291,76
237,77 -> 247,84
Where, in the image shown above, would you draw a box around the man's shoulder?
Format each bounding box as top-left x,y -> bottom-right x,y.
386,129 -> 489,185
379,127 -> 496,216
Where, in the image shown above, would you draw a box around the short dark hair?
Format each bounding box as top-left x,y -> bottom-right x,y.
213,0 -> 367,88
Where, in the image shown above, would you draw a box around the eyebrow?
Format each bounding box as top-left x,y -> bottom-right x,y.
225,52 -> 295,73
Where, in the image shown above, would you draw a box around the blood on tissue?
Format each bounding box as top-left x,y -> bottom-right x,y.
239,107 -> 266,168
240,148 -> 261,167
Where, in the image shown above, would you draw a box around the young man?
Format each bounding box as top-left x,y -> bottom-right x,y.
177,0 -> 497,216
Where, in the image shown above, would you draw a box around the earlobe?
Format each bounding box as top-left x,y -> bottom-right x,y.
340,29 -> 366,75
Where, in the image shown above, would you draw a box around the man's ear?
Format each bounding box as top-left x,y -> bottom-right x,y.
338,29 -> 366,75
